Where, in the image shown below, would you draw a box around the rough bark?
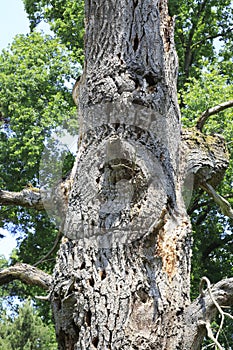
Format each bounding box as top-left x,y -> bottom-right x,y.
183,277 -> 233,350
0,176 -> 72,228
0,188 -> 44,210
49,1 -> 231,349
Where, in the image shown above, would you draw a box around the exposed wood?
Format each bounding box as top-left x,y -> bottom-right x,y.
196,99 -> 233,131
51,1 -> 195,349
0,263 -> 52,290
49,1 -> 233,349
0,1 -> 231,349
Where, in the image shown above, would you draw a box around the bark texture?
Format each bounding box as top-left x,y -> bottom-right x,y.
0,0 -> 232,349
51,1 -> 193,349
18,1 -> 229,350
0,188 -> 44,210
183,277 -> 233,350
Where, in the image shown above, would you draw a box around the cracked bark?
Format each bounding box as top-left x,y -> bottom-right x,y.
50,1 -> 231,349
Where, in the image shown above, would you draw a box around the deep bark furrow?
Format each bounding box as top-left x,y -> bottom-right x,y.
53,220 -> 191,349
52,1 -> 191,348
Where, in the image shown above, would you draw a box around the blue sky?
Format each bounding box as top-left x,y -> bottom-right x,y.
0,0 -> 30,51
0,1 -> 30,258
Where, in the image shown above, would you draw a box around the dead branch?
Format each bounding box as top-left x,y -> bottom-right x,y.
196,100 -> 233,131
200,277 -> 233,350
184,277 -> 233,349
0,263 -> 52,290
200,182 -> 233,219
0,188 -> 45,210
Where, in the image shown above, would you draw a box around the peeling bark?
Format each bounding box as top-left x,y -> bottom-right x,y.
51,1 -> 193,349
48,1 -> 232,349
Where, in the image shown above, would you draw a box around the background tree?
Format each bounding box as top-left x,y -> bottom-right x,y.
0,298 -> 57,350
0,31 -> 79,322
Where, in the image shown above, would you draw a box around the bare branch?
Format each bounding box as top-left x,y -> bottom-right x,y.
196,100 -> 233,131
0,263 -> 52,290
184,277 -> 233,350
33,230 -> 63,267
201,182 -> 233,219
0,188 -> 45,210
199,277 -> 233,349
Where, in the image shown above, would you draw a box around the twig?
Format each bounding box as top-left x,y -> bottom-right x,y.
33,230 -> 63,267
196,100 -> 233,131
200,277 -> 233,350
205,321 -> 224,350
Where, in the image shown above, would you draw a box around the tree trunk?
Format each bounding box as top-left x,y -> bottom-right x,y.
49,1 -> 228,349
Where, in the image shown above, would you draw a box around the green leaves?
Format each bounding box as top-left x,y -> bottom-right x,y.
169,0 -> 233,89
23,0 -> 85,63
0,32 -> 78,191
0,299 -> 57,350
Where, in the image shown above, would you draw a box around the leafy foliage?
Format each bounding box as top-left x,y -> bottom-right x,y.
0,31 -> 79,325
0,299 -> 57,350
0,31 -> 78,191
181,56 -> 233,350
169,0 -> 233,88
23,0 -> 85,63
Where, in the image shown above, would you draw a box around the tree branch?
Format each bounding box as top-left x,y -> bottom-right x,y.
196,100 -> 233,131
191,32 -> 226,49
0,188 -> 45,210
201,182 -> 233,219
188,193 -> 233,215
184,277 -> 233,350
0,263 -> 52,290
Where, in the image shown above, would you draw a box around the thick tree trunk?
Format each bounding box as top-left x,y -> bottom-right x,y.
48,1 -> 229,349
